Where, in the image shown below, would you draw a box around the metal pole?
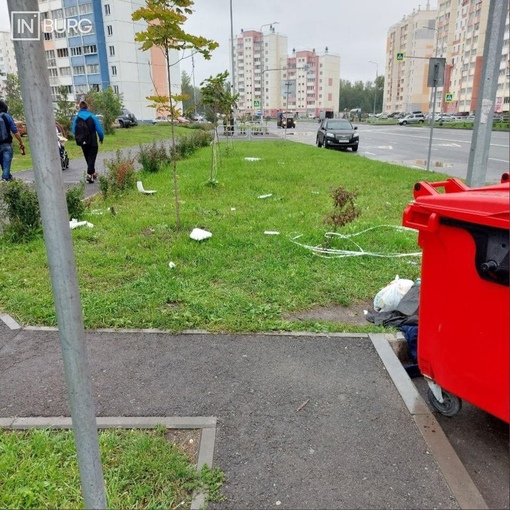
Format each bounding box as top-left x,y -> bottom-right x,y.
466,0 -> 507,187
369,61 -> 378,117
7,1 -> 106,507
229,0 -> 235,95
426,81 -> 438,171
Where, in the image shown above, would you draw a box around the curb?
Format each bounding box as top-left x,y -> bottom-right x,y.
1,416 -> 217,510
370,333 -> 488,510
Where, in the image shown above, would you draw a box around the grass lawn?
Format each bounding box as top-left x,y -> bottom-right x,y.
0,427 -> 224,509
0,139 -> 451,332
10,123 -> 196,173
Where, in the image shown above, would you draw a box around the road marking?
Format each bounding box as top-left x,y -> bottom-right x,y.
489,158 -> 510,163
364,151 -> 376,155
438,143 -> 461,147
377,145 -> 393,149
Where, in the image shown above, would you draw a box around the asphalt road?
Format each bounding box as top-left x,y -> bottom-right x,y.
274,121 -> 509,184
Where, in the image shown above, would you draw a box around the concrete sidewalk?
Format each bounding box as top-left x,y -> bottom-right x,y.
0,316 -> 487,509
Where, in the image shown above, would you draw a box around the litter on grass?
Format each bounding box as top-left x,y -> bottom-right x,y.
168,261 -> 176,269
258,193 -> 272,199
190,228 -> 212,241
70,219 -> 93,229
291,225 -> 422,259
264,231 -> 280,235
245,157 -> 262,161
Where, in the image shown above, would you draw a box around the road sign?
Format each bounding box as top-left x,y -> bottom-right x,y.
257,110 -> 262,115
396,52 -> 405,62
445,93 -> 454,102
253,100 -> 260,108
427,57 -> 446,87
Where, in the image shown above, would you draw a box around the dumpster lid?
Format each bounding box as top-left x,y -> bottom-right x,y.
411,179 -> 509,229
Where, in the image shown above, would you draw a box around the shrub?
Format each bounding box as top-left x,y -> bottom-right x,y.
66,183 -> 86,220
170,130 -> 212,161
324,185 -> 361,230
99,150 -> 136,198
138,142 -> 169,173
0,180 -> 41,242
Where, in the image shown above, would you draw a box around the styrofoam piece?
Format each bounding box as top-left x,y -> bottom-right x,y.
264,231 -> 280,235
258,194 -> 272,199
245,157 -> 261,161
190,228 -> 212,241
70,219 -> 94,229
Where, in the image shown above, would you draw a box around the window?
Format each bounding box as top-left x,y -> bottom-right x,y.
83,45 -> 97,55
65,6 -> 78,16
87,64 -> 99,73
79,3 -> 92,14
57,48 -> 69,58
107,25 -> 113,36
109,45 -> 115,57
73,65 -> 85,75
55,30 -> 66,39
51,8 -> 63,19
111,65 -> 117,76
48,68 -> 58,77
71,47 -> 82,56
113,85 -> 119,94
59,66 -> 71,76
44,32 -> 52,41
104,4 -> 111,15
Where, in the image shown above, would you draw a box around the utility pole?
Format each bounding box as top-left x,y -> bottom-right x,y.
368,61 -> 378,117
7,1 -> 106,508
466,0 -> 507,187
229,0 -> 235,95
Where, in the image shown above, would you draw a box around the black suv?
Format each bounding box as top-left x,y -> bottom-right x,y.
116,108 -> 138,128
316,118 -> 359,151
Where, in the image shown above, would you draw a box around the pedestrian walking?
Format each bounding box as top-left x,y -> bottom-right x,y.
71,100 -> 104,184
0,100 -> 25,182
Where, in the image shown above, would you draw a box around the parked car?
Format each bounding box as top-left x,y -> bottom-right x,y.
153,115 -> 170,124
116,108 -> 138,128
316,118 -> 359,151
398,113 -> 425,125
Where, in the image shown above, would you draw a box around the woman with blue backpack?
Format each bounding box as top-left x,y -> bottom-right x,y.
0,100 -> 25,182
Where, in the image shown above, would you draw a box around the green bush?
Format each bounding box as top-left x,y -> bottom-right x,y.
170,130 -> 212,160
66,183 -> 86,220
138,141 -> 169,173
0,180 -> 41,242
0,180 -> 88,243
99,150 -> 136,198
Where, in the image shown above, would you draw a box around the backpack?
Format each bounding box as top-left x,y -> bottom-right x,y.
75,116 -> 94,146
0,113 -> 9,144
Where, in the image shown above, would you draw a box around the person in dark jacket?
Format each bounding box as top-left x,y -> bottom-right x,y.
71,100 -> 104,183
0,100 -> 25,182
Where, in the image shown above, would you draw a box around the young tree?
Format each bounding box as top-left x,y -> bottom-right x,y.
200,71 -> 238,183
54,86 -> 75,134
132,0 -> 218,229
4,74 -> 24,120
88,87 -> 123,135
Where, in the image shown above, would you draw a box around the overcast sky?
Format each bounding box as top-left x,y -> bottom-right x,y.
0,0 -> 437,83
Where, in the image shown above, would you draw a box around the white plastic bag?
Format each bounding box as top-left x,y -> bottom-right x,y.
373,275 -> 414,313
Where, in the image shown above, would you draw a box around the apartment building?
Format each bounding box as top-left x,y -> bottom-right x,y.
2,0 -> 180,121
442,0 -> 509,115
233,27 -> 340,118
385,0 -> 510,115
0,31 -> 17,96
383,5 -> 437,114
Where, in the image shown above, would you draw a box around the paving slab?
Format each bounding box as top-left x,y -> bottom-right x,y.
0,328 -> 469,509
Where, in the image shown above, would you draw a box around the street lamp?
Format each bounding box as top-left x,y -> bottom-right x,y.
368,61 -> 378,118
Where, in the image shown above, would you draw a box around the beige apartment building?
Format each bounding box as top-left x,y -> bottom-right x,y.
384,0 -> 510,115
383,5 -> 437,114
233,27 -> 340,118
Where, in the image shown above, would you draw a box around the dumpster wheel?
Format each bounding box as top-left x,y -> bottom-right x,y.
427,388 -> 462,417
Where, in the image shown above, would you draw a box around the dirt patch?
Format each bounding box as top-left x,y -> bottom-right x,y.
165,428 -> 201,465
283,300 -> 374,326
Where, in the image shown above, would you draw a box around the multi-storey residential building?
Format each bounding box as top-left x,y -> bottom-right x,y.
384,5 -> 437,114
442,0 -> 509,115
0,31 -> 18,96
233,27 -> 340,118
3,0 -> 180,121
385,0 -> 509,116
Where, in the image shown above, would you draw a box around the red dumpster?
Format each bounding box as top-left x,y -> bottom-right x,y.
402,175 -> 509,423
